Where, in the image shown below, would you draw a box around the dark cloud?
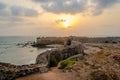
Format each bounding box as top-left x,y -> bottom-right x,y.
0,2 -> 9,16
92,0 -> 120,15
0,4 -> 39,24
94,0 -> 119,8
11,6 -> 23,16
34,0 -> 87,14
24,8 -> 39,17
10,6 -> 39,17
0,2 -> 6,9
56,19 -> 66,24
33,0 -> 120,15
0,2 -> 39,17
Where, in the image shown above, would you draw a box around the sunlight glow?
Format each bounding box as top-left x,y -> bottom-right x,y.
63,21 -> 71,28
56,14 -> 77,29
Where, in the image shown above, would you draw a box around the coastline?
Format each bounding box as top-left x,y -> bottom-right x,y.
0,37 -> 84,80
1,36 -> 120,80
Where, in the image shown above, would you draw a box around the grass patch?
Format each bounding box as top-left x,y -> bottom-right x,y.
49,56 -> 58,67
59,59 -> 76,69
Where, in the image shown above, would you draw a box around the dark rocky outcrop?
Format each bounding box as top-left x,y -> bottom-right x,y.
36,43 -> 84,67
0,62 -> 48,80
32,37 -> 67,47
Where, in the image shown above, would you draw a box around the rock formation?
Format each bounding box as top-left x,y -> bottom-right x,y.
0,37 -> 84,80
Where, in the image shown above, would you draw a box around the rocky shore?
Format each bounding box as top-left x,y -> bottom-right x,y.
1,36 -> 120,80
0,38 -> 84,80
0,62 -> 48,80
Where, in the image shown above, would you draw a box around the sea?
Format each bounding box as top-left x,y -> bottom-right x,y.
0,36 -> 49,65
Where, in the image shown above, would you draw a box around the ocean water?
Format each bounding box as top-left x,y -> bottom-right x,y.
0,36 -> 49,65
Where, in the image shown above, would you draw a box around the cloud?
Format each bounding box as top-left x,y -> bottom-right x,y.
0,3 -> 39,25
0,16 -> 24,23
0,2 -> 9,16
56,19 -> 66,24
0,9 -> 10,16
0,2 -> 39,17
33,0 -> 120,15
0,2 -> 6,9
94,0 -> 119,8
33,0 -> 51,3
91,0 -> 120,15
10,6 -> 39,17
34,0 -> 87,14
9,17 -> 23,22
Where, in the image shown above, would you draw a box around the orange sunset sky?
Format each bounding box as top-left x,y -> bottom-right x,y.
0,0 -> 120,37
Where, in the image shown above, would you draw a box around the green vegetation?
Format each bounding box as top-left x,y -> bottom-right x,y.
59,59 -> 76,69
49,56 -> 58,67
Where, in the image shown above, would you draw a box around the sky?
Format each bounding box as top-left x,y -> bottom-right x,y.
0,0 -> 120,37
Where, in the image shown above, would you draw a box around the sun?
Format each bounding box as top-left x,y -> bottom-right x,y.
56,14 -> 76,29
63,21 -> 71,28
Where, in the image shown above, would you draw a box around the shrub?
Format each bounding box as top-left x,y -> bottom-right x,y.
59,59 -> 76,69
49,56 -> 58,67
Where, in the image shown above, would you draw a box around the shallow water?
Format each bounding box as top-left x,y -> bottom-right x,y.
0,36 -> 49,65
